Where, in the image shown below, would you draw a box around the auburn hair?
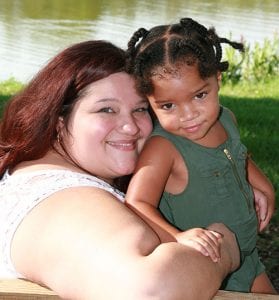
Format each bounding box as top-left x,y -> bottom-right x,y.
0,40 -> 126,178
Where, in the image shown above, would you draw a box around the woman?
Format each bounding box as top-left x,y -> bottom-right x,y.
0,40 -> 239,299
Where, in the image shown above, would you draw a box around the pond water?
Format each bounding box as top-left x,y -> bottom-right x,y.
0,0 -> 278,82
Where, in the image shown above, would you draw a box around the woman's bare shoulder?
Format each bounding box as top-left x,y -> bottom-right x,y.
11,186 -> 160,288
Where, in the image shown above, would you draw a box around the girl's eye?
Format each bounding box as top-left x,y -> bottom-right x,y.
194,92 -> 207,100
98,107 -> 114,113
161,103 -> 175,110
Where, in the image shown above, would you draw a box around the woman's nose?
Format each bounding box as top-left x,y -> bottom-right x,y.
119,116 -> 140,135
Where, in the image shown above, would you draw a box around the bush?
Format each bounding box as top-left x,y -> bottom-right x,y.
222,34 -> 279,85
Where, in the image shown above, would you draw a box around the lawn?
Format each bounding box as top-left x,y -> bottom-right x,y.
220,78 -> 279,291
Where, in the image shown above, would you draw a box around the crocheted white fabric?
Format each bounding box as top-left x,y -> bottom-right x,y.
0,169 -> 125,278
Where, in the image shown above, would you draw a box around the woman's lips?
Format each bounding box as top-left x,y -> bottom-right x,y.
107,140 -> 137,151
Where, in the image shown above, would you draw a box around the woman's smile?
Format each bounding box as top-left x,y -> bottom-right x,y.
106,139 -> 138,151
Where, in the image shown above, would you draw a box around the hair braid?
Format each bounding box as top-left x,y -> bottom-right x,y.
218,37 -> 244,71
126,17 -> 246,96
180,18 -> 208,37
182,39 -> 206,64
207,28 -> 222,63
126,28 -> 149,73
127,28 -> 149,51
219,37 -> 244,52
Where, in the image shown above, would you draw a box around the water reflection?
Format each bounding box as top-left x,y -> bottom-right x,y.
0,0 -> 278,82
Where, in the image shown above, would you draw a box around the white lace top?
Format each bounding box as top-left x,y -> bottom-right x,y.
0,169 -> 125,279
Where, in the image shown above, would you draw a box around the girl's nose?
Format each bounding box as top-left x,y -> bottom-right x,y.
180,104 -> 198,122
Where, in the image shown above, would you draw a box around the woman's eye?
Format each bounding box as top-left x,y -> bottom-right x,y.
195,92 -> 207,100
161,103 -> 175,110
98,107 -> 114,113
134,107 -> 149,113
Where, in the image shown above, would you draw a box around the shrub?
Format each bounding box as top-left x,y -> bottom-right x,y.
222,34 -> 279,85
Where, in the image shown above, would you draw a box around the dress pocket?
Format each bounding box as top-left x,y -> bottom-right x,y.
199,164 -> 231,199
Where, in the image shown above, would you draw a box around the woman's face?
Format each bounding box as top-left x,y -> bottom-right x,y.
62,72 -> 152,183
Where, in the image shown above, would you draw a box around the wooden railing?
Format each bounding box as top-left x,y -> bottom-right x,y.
0,279 -> 278,299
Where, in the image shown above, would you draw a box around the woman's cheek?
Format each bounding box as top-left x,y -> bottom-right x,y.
145,117 -> 153,136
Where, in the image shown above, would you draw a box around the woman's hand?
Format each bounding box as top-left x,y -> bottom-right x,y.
175,228 -> 222,262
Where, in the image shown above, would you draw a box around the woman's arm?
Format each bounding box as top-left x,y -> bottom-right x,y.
10,186 -> 239,300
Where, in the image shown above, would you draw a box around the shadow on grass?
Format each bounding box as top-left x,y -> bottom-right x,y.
221,95 -> 279,291
220,95 -> 278,183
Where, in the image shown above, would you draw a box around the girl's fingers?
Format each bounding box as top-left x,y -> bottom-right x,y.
188,236 -> 220,262
200,230 -> 222,260
176,228 -> 222,262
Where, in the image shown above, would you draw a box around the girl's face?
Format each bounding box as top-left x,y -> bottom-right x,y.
147,64 -> 221,145
61,72 -> 152,183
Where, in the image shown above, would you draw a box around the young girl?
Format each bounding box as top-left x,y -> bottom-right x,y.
125,18 -> 276,294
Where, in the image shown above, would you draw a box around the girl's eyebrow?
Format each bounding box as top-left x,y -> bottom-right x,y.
192,82 -> 210,94
153,81 -> 211,103
154,99 -> 171,104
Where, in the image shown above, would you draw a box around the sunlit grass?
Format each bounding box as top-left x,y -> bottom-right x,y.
0,78 -> 24,115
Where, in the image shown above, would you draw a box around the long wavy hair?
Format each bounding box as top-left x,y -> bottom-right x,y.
0,40 -> 126,178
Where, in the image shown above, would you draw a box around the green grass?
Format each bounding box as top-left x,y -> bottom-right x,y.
220,77 -> 279,214
0,78 -> 24,115
1,75 -> 279,291
220,78 -> 279,290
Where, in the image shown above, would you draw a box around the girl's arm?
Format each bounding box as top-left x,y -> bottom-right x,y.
126,136 -> 222,261
247,158 -> 275,230
126,136 -> 180,242
227,108 -> 275,230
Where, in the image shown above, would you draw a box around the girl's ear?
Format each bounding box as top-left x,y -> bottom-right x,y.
217,72 -> 222,89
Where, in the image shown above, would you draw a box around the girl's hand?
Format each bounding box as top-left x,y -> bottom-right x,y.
175,228 -> 222,262
253,187 -> 274,231
207,223 -> 240,272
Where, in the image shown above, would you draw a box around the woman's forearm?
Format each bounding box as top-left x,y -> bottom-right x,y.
148,224 -> 240,300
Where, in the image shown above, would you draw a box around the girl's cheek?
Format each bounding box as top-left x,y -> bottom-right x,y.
158,114 -> 174,127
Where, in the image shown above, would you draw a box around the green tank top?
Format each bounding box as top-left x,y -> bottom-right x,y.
152,106 -> 258,255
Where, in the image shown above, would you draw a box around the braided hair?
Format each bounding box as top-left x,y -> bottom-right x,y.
126,17 -> 244,95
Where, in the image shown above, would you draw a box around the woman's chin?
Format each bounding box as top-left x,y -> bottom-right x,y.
114,163 -> 136,177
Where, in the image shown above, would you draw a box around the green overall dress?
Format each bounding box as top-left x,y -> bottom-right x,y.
152,106 -> 265,292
